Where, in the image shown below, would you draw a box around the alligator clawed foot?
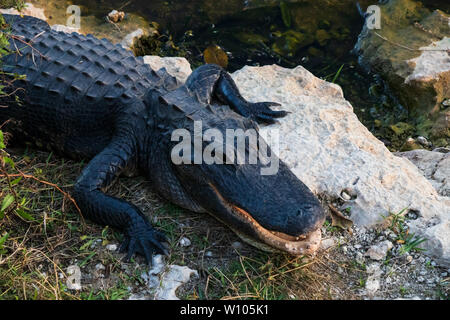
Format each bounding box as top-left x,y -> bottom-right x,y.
120,227 -> 168,265
246,101 -> 289,124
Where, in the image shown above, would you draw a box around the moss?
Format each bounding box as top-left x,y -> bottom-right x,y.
430,110 -> 450,139
389,122 -> 414,136
315,29 -> 330,47
307,46 -> 324,57
318,19 -> 331,30
271,30 -> 314,57
400,138 -> 423,151
234,31 -> 268,45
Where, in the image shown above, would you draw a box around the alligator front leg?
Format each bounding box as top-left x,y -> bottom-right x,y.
185,64 -> 288,124
73,138 -> 167,264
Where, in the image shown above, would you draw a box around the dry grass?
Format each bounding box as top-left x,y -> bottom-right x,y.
0,147 -> 364,300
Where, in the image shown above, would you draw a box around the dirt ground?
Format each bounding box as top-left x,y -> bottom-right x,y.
0,148 -> 448,300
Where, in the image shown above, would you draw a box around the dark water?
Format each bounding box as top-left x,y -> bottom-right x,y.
60,0 -> 450,149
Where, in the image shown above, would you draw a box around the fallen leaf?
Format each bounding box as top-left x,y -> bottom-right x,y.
329,204 -> 353,234
203,45 -> 228,68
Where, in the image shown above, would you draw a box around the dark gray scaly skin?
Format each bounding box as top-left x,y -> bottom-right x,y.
0,14 -> 325,263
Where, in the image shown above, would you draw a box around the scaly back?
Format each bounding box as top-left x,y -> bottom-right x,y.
0,14 -> 179,111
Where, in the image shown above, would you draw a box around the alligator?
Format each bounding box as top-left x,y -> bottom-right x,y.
0,14 -> 325,263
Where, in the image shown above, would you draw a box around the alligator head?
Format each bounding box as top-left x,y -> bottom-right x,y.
144,86 -> 325,255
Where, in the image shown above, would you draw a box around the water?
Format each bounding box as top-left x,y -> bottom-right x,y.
30,0 -> 450,149
125,0 -> 405,146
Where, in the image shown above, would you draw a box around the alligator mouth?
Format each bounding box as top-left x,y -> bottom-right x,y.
207,182 -> 322,255
228,205 -> 322,256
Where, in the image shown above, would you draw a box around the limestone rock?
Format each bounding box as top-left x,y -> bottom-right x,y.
66,265 -> 82,291
51,24 -> 80,34
366,240 -> 393,260
107,10 -> 125,23
105,244 -> 118,251
365,263 -> 382,296
120,29 -> 144,50
396,149 -> 450,197
131,255 -> 198,300
143,56 -> 192,83
142,57 -> 450,266
354,0 -> 450,143
320,238 -> 336,250
229,64 -> 450,267
154,265 -> 198,300
0,2 -> 45,20
179,237 -> 191,247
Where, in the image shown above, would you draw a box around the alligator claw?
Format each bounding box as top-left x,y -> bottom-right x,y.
246,101 -> 289,124
121,224 -> 168,265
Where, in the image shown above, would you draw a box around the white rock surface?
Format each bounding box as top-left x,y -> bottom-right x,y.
405,37 -> 450,84
0,2 -> 45,20
366,240 -> 393,261
143,56 -> 192,83
120,29 -> 144,50
154,265 -> 198,300
140,58 -> 449,266
179,237 -> 191,247
51,24 -> 80,34
396,149 -> 450,197
148,254 -> 166,275
230,64 -> 450,267
66,265 -> 82,291
130,254 -> 198,300
365,263 -> 382,296
320,238 -> 336,251
105,244 -> 118,251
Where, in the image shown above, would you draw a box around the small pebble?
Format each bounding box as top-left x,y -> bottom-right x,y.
106,244 -> 118,251
320,238 -> 335,250
90,239 -> 102,249
416,136 -> 429,146
95,263 -> 105,271
355,252 -> 365,265
205,251 -> 213,257
365,240 -> 393,260
66,265 -> 82,291
232,241 -> 243,250
365,276 -> 380,295
341,191 -> 351,201
179,237 -> 191,247
366,263 -> 382,275
107,10 -> 125,23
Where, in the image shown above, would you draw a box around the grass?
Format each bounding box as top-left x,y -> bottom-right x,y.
380,208 -> 428,255
0,147 -> 367,300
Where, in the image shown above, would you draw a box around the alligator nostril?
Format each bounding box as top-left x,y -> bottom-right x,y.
296,209 -> 302,216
